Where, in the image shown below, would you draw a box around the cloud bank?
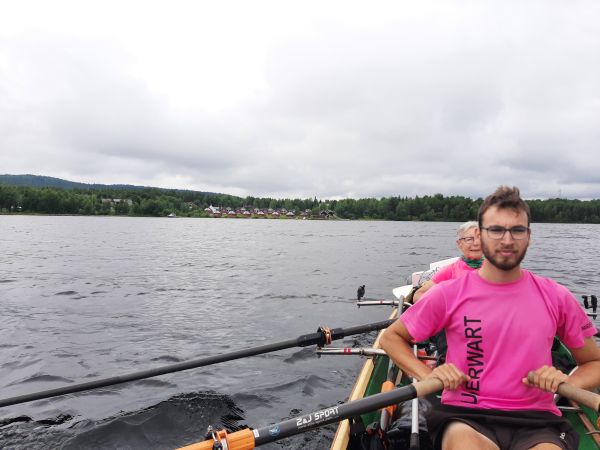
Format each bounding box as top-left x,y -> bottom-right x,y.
1,1 -> 599,199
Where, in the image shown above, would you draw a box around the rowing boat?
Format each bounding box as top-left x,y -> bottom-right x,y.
329,263 -> 600,450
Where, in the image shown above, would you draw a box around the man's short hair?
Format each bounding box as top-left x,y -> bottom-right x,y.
477,186 -> 531,226
457,221 -> 478,237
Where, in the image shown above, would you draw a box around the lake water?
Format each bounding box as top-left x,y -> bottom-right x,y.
0,216 -> 598,449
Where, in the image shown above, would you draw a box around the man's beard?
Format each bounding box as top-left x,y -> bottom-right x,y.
481,240 -> 528,271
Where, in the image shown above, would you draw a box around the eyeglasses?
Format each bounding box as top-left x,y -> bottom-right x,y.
458,237 -> 476,244
481,226 -> 530,240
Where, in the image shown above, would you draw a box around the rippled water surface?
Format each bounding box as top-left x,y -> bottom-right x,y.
0,216 -> 598,449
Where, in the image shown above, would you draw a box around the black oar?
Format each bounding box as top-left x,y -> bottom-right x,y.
0,319 -> 394,408
177,378 -> 444,450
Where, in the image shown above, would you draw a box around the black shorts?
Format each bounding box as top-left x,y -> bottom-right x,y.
427,404 -> 579,450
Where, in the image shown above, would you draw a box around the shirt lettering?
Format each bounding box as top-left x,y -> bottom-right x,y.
462,316 -> 484,405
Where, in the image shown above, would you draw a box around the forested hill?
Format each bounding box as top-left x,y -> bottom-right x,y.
0,174 -> 179,192
1,174 -> 600,223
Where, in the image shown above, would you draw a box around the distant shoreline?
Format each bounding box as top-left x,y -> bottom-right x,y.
0,212 -> 347,220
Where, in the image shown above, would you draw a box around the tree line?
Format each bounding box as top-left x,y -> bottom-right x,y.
1,184 -> 600,223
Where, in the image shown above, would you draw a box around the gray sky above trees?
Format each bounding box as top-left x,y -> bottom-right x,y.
1,1 -> 600,200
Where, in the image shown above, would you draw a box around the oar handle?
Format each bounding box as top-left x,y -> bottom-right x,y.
413,377 -> 444,398
527,372 -> 600,412
178,428 -> 255,450
557,383 -> 600,413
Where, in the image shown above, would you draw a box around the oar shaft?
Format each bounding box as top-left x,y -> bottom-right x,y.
557,383 -> 600,413
0,338 -> 297,408
527,372 -> 600,413
316,347 -> 436,360
410,344 -> 420,450
178,378 -> 443,450
357,300 -> 398,307
316,347 -> 387,357
0,319 -> 395,408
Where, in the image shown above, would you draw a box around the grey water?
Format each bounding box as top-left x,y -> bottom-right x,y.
0,216 -> 598,449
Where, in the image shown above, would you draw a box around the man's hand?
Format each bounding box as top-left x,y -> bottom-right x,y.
522,365 -> 568,393
426,363 -> 470,390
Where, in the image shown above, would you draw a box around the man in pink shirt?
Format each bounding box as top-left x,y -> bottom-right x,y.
381,186 -> 600,450
413,220 -> 484,302
412,221 -> 484,362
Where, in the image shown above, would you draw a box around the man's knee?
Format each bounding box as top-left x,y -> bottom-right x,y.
527,444 -> 563,450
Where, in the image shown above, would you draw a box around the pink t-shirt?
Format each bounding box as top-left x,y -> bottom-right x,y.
432,258 -> 474,283
400,270 -> 596,415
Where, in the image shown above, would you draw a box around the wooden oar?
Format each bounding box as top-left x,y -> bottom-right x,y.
527,372 -> 600,414
176,378 -> 444,450
0,319 -> 395,408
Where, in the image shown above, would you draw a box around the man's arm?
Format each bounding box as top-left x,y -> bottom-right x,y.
380,319 -> 468,389
566,337 -> 600,389
524,337 -> 600,392
412,280 -> 435,303
380,319 -> 431,380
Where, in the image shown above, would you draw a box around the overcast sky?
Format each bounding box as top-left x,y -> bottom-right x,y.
1,1 -> 599,200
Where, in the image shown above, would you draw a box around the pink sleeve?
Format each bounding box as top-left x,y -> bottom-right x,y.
432,264 -> 453,283
556,283 -> 597,348
399,283 -> 448,342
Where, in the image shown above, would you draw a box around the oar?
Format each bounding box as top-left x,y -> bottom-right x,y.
409,344 -> 420,450
379,309 -> 402,432
357,299 -> 396,306
179,376 -> 600,450
316,347 -> 436,360
527,372 -> 600,414
356,284 -> 415,309
177,378 -> 444,450
0,319 -> 395,408
357,300 -> 401,307
317,347 -> 388,357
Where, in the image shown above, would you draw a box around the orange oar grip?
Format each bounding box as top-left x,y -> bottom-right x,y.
381,380 -> 396,416
177,428 -> 255,450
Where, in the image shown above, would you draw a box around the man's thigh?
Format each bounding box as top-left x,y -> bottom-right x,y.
441,421 -> 500,450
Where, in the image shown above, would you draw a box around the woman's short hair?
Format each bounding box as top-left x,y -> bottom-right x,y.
457,221 -> 478,237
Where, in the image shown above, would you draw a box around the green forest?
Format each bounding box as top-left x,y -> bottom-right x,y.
1,183 -> 600,223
